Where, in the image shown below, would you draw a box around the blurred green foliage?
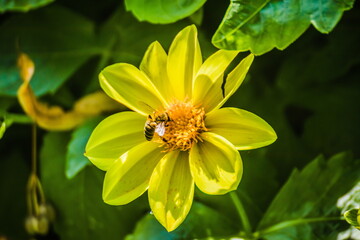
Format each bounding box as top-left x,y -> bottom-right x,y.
0,0 -> 359,239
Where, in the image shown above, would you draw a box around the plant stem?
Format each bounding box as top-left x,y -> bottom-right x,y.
0,110 -> 33,124
230,191 -> 252,238
255,216 -> 343,237
32,124 -> 37,175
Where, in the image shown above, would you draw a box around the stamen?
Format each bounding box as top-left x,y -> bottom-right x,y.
159,100 -> 207,152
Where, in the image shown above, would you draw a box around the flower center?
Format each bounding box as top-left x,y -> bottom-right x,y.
159,100 -> 207,152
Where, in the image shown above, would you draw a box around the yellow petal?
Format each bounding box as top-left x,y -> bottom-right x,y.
140,41 -> 173,101
149,151 -> 194,232
210,54 -> 254,113
206,108 -> 277,150
167,25 -> 202,101
192,50 -> 239,112
99,63 -> 166,116
85,111 -> 145,171
103,141 -> 164,205
189,132 -> 242,195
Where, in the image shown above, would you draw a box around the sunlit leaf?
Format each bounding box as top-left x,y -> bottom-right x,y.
124,0 -> 206,24
0,0 -> 53,13
66,118 -> 102,179
212,0 -> 355,55
40,132 -> 148,240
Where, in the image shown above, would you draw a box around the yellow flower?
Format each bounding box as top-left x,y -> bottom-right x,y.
85,25 -> 277,231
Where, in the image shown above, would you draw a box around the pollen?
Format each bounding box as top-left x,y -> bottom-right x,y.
160,100 -> 207,152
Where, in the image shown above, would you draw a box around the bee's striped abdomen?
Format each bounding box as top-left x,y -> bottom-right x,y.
144,121 -> 156,141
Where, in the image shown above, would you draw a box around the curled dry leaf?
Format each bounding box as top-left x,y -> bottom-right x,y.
17,53 -> 124,131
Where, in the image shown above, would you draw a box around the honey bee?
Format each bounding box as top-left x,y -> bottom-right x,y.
144,112 -> 171,141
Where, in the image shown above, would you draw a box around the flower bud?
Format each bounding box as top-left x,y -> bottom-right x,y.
25,216 -> 38,235
39,203 -> 56,222
36,215 -> 49,235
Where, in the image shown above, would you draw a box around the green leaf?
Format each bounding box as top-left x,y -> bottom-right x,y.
0,0 -> 53,13
66,117 -> 102,179
0,110 -> 32,140
125,202 -> 237,240
257,152 -> 360,238
0,5 -> 98,96
40,132 -> 148,240
212,0 -> 355,55
124,0 -> 206,24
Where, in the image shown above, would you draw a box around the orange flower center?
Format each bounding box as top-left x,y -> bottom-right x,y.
159,100 -> 207,152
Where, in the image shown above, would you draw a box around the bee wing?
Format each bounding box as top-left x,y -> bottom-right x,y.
138,101 -> 155,115
155,122 -> 166,137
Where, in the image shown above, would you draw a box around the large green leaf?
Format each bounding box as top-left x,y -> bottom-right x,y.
125,202 -> 237,240
124,0 -> 206,24
0,0 -> 53,13
0,5 -> 98,96
212,0 -> 355,55
40,132 -> 148,240
257,152 -> 360,239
